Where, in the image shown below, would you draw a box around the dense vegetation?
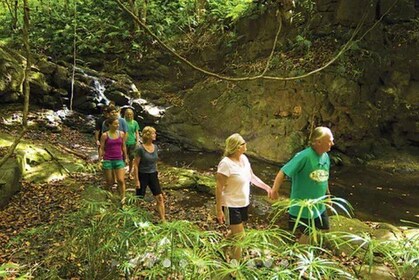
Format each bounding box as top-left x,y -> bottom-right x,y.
1,0 -> 418,279
2,186 -> 418,279
0,0 -> 318,65
1,0 -> 264,59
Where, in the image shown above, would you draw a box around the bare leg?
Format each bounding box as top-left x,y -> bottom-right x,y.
112,170 -> 117,185
128,159 -> 134,179
228,223 -> 245,261
104,169 -> 114,191
115,168 -> 126,202
155,194 -> 166,222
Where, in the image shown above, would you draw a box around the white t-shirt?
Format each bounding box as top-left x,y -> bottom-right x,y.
217,154 -> 252,207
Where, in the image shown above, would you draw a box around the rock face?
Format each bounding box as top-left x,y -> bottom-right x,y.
155,0 -> 419,162
0,158 -> 22,208
0,0 -> 417,163
0,47 -> 25,103
0,54 -> 141,114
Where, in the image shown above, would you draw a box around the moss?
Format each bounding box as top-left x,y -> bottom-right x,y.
159,163 -> 215,193
0,132 -> 88,183
330,216 -> 373,234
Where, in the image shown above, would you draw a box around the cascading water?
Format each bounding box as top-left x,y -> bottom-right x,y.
92,78 -> 110,105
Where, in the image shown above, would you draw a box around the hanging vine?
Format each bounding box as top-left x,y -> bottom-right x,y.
115,0 -> 398,82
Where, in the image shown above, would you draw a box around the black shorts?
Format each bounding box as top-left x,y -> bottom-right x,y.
139,172 -> 162,196
223,206 -> 249,225
289,211 -> 330,234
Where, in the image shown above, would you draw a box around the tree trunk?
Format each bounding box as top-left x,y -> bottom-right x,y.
127,0 -> 140,32
22,0 -> 30,126
13,0 -> 18,29
195,0 -> 206,22
141,0 -> 147,24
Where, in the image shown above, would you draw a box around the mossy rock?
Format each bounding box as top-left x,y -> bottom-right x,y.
330,216 -> 373,234
0,158 -> 22,207
159,164 -> 215,193
0,132 -> 92,183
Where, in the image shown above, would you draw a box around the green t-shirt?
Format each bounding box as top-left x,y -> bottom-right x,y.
125,120 -> 140,145
281,147 -> 330,219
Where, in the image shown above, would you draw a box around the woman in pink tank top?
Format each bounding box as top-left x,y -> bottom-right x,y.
99,116 -> 128,204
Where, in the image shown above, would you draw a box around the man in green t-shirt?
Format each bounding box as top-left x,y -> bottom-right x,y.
271,127 -> 334,243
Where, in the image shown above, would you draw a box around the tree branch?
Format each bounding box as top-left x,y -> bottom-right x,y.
114,0 -> 384,82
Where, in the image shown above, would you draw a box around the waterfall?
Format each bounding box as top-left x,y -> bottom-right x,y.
92,78 -> 110,104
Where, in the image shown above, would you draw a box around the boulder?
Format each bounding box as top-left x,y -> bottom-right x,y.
0,158 -> 22,208
0,47 -> 25,102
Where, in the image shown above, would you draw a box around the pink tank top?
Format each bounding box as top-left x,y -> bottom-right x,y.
103,131 -> 123,160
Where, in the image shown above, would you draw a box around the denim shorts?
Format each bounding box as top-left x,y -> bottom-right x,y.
102,159 -> 125,170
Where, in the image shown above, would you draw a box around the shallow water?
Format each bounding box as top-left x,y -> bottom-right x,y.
160,148 -> 419,226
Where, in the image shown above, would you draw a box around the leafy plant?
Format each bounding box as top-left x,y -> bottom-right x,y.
0,262 -> 28,279
270,195 -> 353,245
294,249 -> 353,279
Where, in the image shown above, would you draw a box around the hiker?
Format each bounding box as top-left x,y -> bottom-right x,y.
270,126 -> 334,244
124,108 -> 140,180
99,116 -> 129,204
134,126 -> 166,222
216,133 -> 272,261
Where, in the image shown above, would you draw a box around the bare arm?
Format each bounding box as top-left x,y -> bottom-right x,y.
216,173 -> 227,224
99,133 -> 107,160
133,155 -> 141,187
271,170 -> 285,200
121,132 -> 128,162
250,169 -> 271,196
135,126 -> 140,143
94,130 -> 101,146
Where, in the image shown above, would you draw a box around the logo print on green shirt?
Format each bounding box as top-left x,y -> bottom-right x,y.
309,169 -> 329,182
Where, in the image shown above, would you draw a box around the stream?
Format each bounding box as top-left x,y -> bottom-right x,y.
160,148 -> 419,226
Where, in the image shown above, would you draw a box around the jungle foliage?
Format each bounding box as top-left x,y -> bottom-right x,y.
0,0 -> 263,60
2,188 -> 418,279
0,0 -> 318,64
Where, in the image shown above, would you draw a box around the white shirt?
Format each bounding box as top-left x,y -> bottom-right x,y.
217,154 -> 252,207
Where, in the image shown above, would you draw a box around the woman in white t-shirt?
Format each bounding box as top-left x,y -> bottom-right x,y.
216,133 -> 272,261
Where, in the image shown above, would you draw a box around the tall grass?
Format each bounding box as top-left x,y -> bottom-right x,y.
7,189 -> 415,279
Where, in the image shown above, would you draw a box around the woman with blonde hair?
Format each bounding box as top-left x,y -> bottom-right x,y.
134,126 -> 166,222
124,108 -> 140,179
216,133 -> 272,261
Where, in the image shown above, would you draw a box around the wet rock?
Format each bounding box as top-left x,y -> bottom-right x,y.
55,109 -> 95,133
131,98 -> 165,126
